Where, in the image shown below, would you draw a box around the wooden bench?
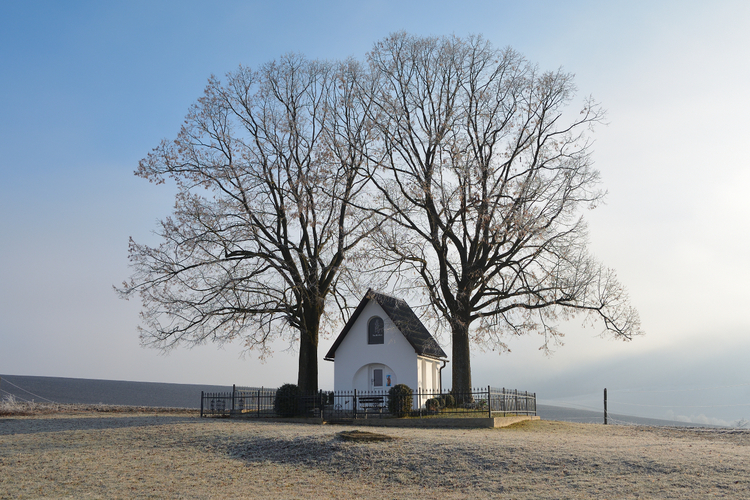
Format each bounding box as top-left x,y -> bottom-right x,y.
358,395 -> 387,413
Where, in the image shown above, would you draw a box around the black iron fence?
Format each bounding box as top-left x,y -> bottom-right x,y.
201,385 -> 535,419
201,387 -> 277,417
489,387 -> 536,416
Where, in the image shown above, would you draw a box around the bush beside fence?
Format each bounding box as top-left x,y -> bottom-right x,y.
201,385 -> 535,420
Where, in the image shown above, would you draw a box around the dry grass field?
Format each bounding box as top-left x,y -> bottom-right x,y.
1,403 -> 749,499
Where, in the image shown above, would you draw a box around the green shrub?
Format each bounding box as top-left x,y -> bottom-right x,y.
441,393 -> 456,409
450,388 -> 473,406
425,397 -> 441,413
388,384 -> 413,417
274,384 -> 302,417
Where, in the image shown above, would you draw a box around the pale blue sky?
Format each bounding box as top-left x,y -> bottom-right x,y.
1,1 -> 749,425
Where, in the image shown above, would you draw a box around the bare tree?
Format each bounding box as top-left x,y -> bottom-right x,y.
118,55 -> 374,393
364,33 -> 642,398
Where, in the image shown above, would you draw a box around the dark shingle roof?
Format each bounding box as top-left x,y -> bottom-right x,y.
324,289 -> 447,361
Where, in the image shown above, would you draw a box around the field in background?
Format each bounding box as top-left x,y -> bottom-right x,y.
0,374 -> 728,427
0,374 -> 229,408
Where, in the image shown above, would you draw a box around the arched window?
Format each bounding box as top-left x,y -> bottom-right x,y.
368,316 -> 384,344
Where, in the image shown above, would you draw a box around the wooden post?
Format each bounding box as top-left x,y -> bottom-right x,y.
604,388 -> 608,425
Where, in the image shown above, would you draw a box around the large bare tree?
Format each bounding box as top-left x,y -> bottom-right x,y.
364,33 -> 642,398
118,56 -> 374,393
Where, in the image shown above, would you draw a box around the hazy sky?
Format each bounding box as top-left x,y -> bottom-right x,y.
1,1 -> 748,425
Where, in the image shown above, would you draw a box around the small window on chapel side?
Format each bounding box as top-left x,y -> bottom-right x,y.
368,316 -> 384,344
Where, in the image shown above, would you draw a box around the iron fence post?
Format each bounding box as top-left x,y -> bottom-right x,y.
487,386 -> 491,418
418,387 -> 422,417
200,391 -> 204,418
502,387 -> 506,417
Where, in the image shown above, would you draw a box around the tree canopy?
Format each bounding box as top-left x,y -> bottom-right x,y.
118,55 -> 374,393
362,33 -> 641,396
120,34 -> 641,396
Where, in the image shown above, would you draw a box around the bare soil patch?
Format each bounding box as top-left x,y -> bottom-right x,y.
337,430 -> 398,442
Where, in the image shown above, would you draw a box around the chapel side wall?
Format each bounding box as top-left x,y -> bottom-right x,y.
333,300 -> 418,393
416,356 -> 443,407
416,356 -> 442,391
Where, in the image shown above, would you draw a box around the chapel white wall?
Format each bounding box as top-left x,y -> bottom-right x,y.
333,300 -> 418,393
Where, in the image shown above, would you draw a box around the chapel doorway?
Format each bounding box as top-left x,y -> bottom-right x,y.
367,364 -> 394,392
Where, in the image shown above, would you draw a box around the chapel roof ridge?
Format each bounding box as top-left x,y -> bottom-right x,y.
324,288 -> 447,361
366,288 -> 407,303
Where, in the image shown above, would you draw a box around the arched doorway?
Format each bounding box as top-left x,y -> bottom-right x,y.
352,363 -> 396,393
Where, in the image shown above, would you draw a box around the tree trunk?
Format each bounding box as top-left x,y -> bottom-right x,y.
451,322 -> 472,404
297,304 -> 320,395
297,329 -> 318,394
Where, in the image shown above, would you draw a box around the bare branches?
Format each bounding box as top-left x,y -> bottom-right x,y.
118,56 -> 375,393
120,34 -> 641,396
362,33 -> 641,393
